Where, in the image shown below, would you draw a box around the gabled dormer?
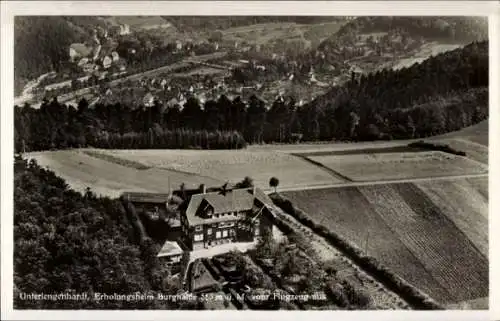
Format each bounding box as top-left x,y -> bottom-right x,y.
197,198 -> 214,219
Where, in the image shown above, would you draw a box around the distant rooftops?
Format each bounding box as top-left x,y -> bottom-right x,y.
70,43 -> 94,58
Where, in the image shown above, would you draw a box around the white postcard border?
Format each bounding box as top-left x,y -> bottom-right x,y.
1,1 -> 498,320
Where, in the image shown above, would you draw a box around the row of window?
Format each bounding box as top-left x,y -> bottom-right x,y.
194,221 -> 235,232
188,219 -> 259,237
210,211 -> 238,218
193,228 -> 236,241
193,226 -> 261,242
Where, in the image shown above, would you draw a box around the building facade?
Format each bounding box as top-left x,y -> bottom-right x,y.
180,187 -> 273,250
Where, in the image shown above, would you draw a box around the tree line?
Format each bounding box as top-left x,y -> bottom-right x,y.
14,97 -> 246,152
298,41 -> 488,141
13,156 -> 199,309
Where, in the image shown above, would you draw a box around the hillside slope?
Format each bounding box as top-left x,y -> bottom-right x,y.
13,156 -> 186,309
319,16 -> 488,49
296,41 -> 488,141
13,16 -> 115,95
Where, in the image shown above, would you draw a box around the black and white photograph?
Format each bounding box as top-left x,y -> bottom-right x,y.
1,1 -> 498,320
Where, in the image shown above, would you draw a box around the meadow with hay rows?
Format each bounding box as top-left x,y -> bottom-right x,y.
280,177 -> 488,305
95,148 -> 341,189
308,151 -> 488,182
26,148 -> 340,196
26,150 -> 223,197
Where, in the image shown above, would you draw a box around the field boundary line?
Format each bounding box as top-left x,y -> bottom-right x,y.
291,153 -> 353,182
81,149 -> 151,170
82,149 -> 224,184
455,152 -> 490,169
153,166 -> 225,182
451,137 -> 489,150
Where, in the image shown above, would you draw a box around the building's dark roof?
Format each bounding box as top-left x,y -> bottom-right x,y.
157,241 -> 183,258
185,187 -> 272,226
190,260 -> 219,293
206,190 -> 254,214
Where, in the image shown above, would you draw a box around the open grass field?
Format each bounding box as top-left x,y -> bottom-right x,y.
434,120 -> 489,147
171,67 -> 228,78
27,148 -> 341,197
280,176 -> 488,305
434,138 -> 488,164
248,120 -> 488,154
103,16 -> 175,30
248,140 -> 416,154
26,150 -> 223,197
391,43 -> 462,71
308,151 -> 488,182
220,21 -> 347,50
222,22 -> 307,45
96,149 -> 341,190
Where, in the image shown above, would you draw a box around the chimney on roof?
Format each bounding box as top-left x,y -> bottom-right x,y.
252,186 -> 256,195
200,184 -> 206,194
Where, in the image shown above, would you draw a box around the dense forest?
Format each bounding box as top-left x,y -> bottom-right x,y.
14,40 -> 488,152
13,16 -> 340,93
14,17 -> 91,94
14,97 -> 246,152
320,16 -> 488,49
13,156 -> 200,309
14,16 -> 487,95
